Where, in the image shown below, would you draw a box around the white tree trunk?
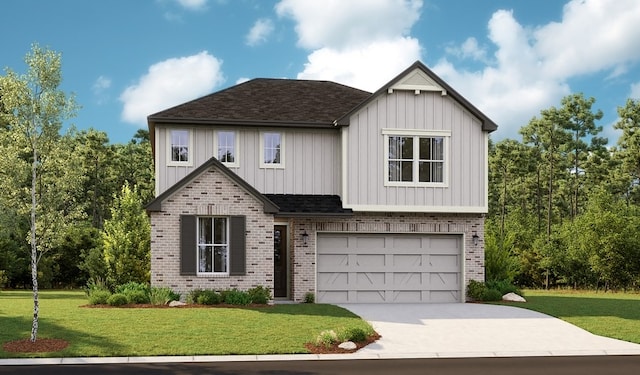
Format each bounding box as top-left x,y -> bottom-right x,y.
30,147 -> 39,342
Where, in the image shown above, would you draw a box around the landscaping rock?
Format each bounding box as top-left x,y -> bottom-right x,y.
338,341 -> 357,350
502,292 -> 526,302
169,300 -> 187,307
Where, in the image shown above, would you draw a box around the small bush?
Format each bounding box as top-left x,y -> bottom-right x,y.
338,327 -> 368,343
303,292 -> 315,304
485,279 -> 522,296
466,280 -> 487,301
126,290 -> 150,304
482,288 -> 504,302
88,290 -> 112,305
150,287 -> 180,305
196,290 -> 222,305
116,281 -> 150,295
186,289 -> 204,304
107,293 -> 129,306
247,286 -> 271,304
315,330 -> 338,348
224,289 -> 252,305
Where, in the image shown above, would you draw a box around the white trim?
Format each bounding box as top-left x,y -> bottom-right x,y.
196,216 -> 230,276
382,130 -> 450,187
259,131 -> 285,169
154,127 -> 160,197
166,128 -> 194,167
341,127 -> 348,204
214,130 -> 240,168
344,204 -> 488,213
484,133 -> 489,209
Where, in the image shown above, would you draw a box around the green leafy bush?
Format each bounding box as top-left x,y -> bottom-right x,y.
485,279 -> 522,296
149,287 -> 180,305
247,286 -> 271,304
482,288 -> 504,302
466,280 -> 487,301
186,289 -> 204,304
196,290 -> 221,305
126,290 -> 149,304
338,327 -> 368,343
315,330 -> 338,348
88,290 -> 112,305
115,282 -> 150,304
107,293 -> 129,306
304,292 -> 315,304
224,289 -> 252,305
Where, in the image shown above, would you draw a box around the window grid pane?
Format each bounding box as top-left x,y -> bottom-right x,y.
197,217 -> 229,274
171,130 -> 189,162
218,131 -> 235,163
388,136 -> 413,182
263,133 -> 281,164
388,135 -> 445,183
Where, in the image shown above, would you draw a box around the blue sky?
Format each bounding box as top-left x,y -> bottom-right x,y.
2,0 -> 639,144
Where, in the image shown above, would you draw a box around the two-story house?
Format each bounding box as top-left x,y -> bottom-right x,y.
146,61 -> 497,303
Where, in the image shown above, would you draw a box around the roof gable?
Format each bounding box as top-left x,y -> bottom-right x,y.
145,157 -> 279,213
336,61 -> 498,132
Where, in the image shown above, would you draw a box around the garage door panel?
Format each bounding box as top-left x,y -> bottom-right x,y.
317,233 -> 462,303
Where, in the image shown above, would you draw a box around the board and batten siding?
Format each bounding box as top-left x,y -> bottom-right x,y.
155,125 -> 341,196
343,90 -> 488,212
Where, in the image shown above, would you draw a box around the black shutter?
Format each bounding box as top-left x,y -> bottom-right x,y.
180,215 -> 197,275
229,216 -> 246,276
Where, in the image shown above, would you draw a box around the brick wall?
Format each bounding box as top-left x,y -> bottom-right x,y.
289,213 -> 485,302
150,166 -> 274,298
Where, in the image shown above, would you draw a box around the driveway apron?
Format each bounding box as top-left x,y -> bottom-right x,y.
339,303 -> 640,358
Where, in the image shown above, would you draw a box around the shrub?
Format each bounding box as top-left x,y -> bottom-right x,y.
482,288 -> 504,302
88,290 -> 112,305
338,327 -> 368,343
304,292 -> 315,304
150,287 -> 180,305
315,330 -> 338,348
115,282 -> 150,304
186,289 -> 204,304
224,289 -> 252,305
466,280 -> 487,301
485,279 -> 522,296
196,290 -> 222,305
126,290 -> 150,304
107,293 -> 129,306
247,286 -> 271,304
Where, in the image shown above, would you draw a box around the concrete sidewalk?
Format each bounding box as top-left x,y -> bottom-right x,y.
339,303 -> 640,358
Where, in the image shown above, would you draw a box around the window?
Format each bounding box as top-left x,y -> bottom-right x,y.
260,132 -> 284,168
383,129 -> 449,186
168,129 -> 192,166
197,217 -> 228,274
216,131 -> 238,166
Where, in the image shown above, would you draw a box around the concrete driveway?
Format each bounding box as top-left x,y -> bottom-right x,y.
340,303 -> 640,358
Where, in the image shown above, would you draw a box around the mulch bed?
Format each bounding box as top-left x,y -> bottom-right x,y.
3,338 -> 69,353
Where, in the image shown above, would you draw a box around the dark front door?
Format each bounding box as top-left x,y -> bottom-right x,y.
273,225 -> 288,298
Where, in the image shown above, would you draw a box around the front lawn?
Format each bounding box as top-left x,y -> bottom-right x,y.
501,289 -> 640,344
0,290 -> 373,358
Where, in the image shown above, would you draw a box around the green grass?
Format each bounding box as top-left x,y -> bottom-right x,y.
0,290 -> 373,358
499,289 -> 640,344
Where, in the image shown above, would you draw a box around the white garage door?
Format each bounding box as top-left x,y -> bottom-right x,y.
317,233 -> 462,303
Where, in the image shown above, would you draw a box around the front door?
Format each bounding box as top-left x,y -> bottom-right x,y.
273,225 -> 288,298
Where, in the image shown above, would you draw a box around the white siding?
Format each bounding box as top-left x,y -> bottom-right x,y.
156,125 -> 341,195
343,91 -> 488,212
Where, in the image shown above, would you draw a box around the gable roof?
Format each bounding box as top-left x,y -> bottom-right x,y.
335,61 -> 498,132
148,78 -> 371,128
145,157 -> 279,213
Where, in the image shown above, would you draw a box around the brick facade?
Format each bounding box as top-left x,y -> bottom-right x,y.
150,165 -> 485,302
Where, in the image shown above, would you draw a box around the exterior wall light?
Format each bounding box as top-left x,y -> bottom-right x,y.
472,232 -> 479,246
302,231 -> 309,245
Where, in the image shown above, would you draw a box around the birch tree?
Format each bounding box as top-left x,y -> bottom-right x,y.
0,44 -> 79,341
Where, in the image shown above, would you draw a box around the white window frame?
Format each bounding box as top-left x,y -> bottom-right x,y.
196,216 -> 230,276
382,129 -> 450,187
214,130 -> 239,167
166,128 -> 193,166
260,131 -> 285,169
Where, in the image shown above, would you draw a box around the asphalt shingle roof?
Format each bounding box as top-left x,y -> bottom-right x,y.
264,194 -> 353,216
148,78 -> 371,126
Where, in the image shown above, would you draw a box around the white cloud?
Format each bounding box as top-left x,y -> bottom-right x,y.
120,51 -> 224,125
246,18 -> 275,46
92,75 -> 111,94
298,38 -> 421,92
235,77 -> 251,85
276,0 -> 422,49
445,38 -> 488,63
175,0 -> 208,11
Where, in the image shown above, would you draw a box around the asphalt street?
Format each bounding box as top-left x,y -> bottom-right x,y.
2,356 -> 640,375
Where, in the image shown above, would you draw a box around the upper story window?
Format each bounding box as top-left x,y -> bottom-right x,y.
197,217 -> 228,275
383,129 -> 449,186
167,129 -> 192,166
216,131 -> 238,167
260,131 -> 284,168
